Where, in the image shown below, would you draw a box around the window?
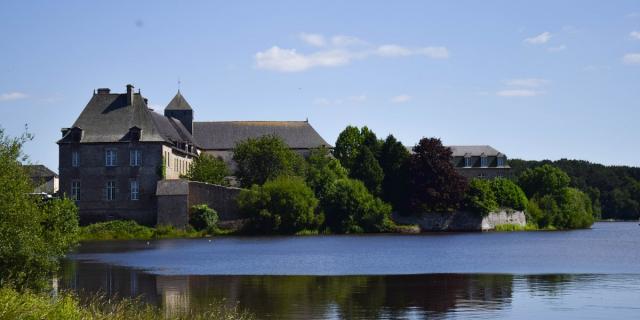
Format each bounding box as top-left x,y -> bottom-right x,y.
105,149 -> 117,166
497,156 -> 505,167
105,180 -> 116,201
481,156 -> 489,168
464,157 -> 472,168
130,149 -> 142,166
130,180 -> 139,200
72,151 -> 79,167
71,180 -> 80,200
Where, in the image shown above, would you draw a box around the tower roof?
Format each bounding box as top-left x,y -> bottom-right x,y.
165,91 -> 192,111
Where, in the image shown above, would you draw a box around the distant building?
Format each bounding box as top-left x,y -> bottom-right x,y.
58,84 -> 329,225
449,145 -> 510,179
24,164 -> 59,195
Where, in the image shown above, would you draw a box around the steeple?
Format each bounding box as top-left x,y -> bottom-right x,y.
164,91 -> 193,133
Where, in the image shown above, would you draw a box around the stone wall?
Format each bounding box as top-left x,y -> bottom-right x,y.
392,210 -> 526,232
188,181 -> 243,221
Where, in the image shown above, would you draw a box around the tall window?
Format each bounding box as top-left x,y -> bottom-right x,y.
464,157 -> 472,168
130,149 -> 142,166
105,149 -> 117,166
72,151 -> 80,167
130,180 -> 139,200
105,180 -> 116,201
481,156 -> 488,168
497,156 -> 505,167
71,180 -> 80,200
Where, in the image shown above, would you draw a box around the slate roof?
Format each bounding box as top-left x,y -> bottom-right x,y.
192,121 -> 331,150
449,145 -> 503,157
165,91 -> 192,110
24,165 -> 58,179
58,89 -> 194,146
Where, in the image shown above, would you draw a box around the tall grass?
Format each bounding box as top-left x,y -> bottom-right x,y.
78,221 -> 206,241
0,287 -> 253,320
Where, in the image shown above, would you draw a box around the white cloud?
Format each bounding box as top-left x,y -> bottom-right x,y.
299,33 -> 326,47
504,78 -> 549,88
0,92 -> 28,102
623,53 -> 640,65
630,31 -> 640,40
547,45 -> 567,52
256,33 -> 449,72
496,89 -> 542,97
391,94 -> 412,103
524,32 -> 552,45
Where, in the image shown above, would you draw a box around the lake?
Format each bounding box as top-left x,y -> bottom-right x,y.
61,222 -> 640,319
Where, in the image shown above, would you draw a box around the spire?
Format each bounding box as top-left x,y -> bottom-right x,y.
165,91 -> 192,111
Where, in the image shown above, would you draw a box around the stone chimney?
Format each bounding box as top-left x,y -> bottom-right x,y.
97,88 -> 111,94
126,84 -> 134,105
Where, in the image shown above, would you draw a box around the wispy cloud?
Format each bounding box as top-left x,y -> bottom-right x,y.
504,78 -> 549,88
496,89 -> 543,97
524,32 -> 552,45
390,94 -> 412,103
547,45 -> 567,52
313,94 -> 367,106
256,33 -> 448,72
630,31 -> 640,40
0,92 -> 28,102
623,53 -> 640,65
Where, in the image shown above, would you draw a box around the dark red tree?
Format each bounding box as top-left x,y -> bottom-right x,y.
409,138 -> 468,213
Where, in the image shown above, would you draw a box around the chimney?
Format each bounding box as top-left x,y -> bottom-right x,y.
126,84 -> 134,105
97,88 -> 111,94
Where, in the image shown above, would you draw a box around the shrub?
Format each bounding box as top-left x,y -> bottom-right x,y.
323,178 -> 393,233
78,220 -> 154,240
490,178 -> 528,211
183,153 -> 230,185
189,204 -> 219,232
305,147 -> 348,204
527,188 -> 594,229
237,176 -> 320,234
464,179 -> 498,216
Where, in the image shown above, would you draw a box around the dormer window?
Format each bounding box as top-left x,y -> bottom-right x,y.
480,154 -> 489,168
70,127 -> 83,142
464,156 -> 472,168
497,156 -> 505,167
129,127 -> 141,142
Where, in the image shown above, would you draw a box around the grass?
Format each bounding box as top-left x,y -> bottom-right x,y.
0,286 -> 253,320
78,221 -> 208,241
493,223 -> 557,232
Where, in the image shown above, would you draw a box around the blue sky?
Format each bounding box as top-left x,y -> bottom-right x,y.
1,1 -> 640,170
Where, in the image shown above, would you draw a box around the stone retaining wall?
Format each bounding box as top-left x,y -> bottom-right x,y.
392,210 -> 526,231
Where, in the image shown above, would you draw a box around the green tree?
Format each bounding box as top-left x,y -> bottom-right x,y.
183,153 -> 230,185
323,178 -> 393,233
189,204 -> 219,232
490,178 -> 528,211
333,126 -> 363,171
408,138 -> 468,213
517,164 -> 571,198
233,135 -> 306,187
378,135 -> 410,214
464,179 -> 498,216
237,176 -> 320,234
305,147 -> 348,206
0,129 -> 79,291
350,146 -> 384,196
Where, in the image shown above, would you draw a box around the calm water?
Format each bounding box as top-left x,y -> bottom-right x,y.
61,222 -> 640,319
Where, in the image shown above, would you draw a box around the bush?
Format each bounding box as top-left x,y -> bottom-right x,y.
490,178 -> 528,211
237,176 -> 320,234
464,179 -> 498,216
189,204 -> 219,232
183,153 -> 230,185
79,220 -> 154,240
323,178 -> 393,233
305,147 -> 348,204
527,188 -> 594,229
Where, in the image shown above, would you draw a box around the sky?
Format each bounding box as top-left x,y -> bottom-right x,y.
1,0 -> 639,170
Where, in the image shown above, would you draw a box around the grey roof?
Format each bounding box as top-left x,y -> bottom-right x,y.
449,145 -> 503,157
59,89 -> 194,146
24,165 -> 58,179
192,121 -> 331,150
165,91 -> 192,110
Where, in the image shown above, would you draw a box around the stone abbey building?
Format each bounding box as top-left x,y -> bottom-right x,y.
58,84 -> 329,225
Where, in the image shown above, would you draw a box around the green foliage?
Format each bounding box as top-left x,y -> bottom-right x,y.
517,164 -> 572,198
408,138 -> 468,213
323,178 -> 393,233
490,178 -> 528,211
379,135 -> 410,214
78,221 -> 207,241
464,179 -> 498,216
0,128 -> 79,291
233,135 -> 306,187
159,155 -> 167,179
305,147 -> 348,205
183,153 -> 230,185
333,125 -> 364,171
189,204 -> 219,232
350,146 -> 384,195
237,176 -> 320,234
0,286 -> 254,320
526,188 -> 595,229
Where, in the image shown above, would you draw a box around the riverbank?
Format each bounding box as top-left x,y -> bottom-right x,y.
78,220 -> 237,241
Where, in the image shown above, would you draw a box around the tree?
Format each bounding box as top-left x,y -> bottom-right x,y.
237,176 -> 320,234
408,138 -> 468,213
518,164 -> 570,198
490,178 -> 528,211
378,135 -> 410,213
233,135 -> 306,187
464,179 -> 498,216
334,126 -> 363,172
305,147 -> 348,206
189,204 -> 219,232
0,129 -> 79,291
350,146 -> 384,196
183,153 -> 229,185
323,178 -> 393,233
